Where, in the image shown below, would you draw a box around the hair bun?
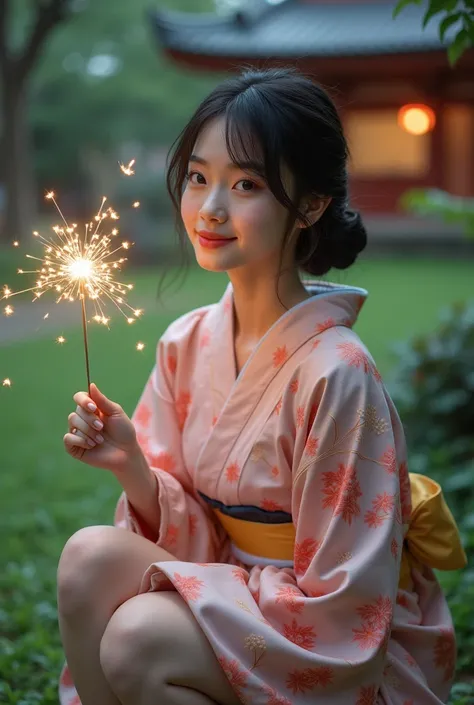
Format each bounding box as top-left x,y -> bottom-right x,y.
299,203 -> 367,276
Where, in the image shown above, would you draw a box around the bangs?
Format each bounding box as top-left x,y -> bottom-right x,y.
224,96 -> 295,211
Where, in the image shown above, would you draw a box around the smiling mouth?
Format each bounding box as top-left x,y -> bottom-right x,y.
196,231 -> 236,241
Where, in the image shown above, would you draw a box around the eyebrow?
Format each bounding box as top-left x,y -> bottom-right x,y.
189,154 -> 264,175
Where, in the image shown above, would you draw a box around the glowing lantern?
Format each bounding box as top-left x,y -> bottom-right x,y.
398,104 -> 436,136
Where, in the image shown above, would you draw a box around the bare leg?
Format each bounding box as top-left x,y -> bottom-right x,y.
59,604 -> 122,705
100,592 -> 242,705
57,525 -> 178,705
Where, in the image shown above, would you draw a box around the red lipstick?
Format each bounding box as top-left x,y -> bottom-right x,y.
196,230 -> 237,249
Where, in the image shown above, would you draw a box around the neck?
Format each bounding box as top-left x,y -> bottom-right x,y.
228,265 -> 310,342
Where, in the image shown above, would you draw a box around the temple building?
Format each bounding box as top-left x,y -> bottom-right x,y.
150,0 -> 474,237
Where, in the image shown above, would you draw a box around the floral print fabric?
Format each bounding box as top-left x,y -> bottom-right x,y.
59,282 -> 456,705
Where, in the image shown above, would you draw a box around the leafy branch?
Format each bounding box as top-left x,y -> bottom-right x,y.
393,0 -> 474,65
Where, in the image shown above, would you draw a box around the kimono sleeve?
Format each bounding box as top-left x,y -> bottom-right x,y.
114,315 -> 227,563
290,358 -> 408,699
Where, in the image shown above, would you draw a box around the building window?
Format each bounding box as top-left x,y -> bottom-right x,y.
345,109 -> 431,177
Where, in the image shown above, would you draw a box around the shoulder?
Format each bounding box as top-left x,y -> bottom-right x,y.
155,304 -> 216,377
159,304 -> 214,349
300,326 -> 383,389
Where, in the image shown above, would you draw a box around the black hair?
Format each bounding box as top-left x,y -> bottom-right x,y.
165,66 -> 367,286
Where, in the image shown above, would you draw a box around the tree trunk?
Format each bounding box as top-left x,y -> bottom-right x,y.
0,72 -> 36,244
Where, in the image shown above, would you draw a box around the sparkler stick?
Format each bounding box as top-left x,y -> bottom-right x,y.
1,160 -> 144,390
80,281 -> 92,391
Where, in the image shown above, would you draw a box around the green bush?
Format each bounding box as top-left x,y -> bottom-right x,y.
389,300 -> 474,695
400,188 -> 474,238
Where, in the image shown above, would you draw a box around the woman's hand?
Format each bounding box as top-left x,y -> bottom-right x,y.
64,382 -> 143,474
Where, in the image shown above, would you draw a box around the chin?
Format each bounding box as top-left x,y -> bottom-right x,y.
196,260 -> 229,273
193,254 -> 225,272
194,249 -> 243,273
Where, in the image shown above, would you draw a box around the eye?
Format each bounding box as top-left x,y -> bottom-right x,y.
234,179 -> 258,192
186,171 -> 206,185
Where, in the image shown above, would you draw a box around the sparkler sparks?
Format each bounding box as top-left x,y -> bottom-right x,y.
2,378 -> 11,387
1,192 -> 139,326
1,161 -> 146,389
119,159 -> 136,176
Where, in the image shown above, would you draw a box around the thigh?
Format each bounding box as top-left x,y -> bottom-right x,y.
100,591 -> 242,705
57,525 -> 178,616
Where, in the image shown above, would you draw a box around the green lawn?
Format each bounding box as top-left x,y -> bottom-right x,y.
1,258 -> 473,703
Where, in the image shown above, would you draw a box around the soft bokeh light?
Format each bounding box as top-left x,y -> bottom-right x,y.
398,104 -> 436,136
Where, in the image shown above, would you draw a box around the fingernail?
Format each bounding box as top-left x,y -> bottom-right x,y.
93,420 -> 103,430
87,403 -> 96,412
95,434 -> 104,443
87,438 -> 96,446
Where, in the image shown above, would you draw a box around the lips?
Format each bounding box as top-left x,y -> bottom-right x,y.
196,230 -> 236,242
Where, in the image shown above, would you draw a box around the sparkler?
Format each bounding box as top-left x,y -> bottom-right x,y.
1,159 -> 144,391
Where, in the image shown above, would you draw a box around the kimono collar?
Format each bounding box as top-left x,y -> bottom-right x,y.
205,278 -> 368,399
220,279 -> 368,334
196,279 -> 368,497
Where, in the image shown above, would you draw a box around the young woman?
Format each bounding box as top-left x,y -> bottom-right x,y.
57,67 -> 466,705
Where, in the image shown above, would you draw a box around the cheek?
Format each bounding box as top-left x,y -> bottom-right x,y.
237,199 -> 287,246
180,191 -> 197,231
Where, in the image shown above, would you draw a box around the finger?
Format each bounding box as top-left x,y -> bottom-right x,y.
89,383 -> 122,416
71,405 -> 104,432
64,429 -> 97,453
73,390 -> 98,414
68,412 -> 104,444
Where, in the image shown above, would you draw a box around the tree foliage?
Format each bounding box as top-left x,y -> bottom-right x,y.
0,0 -> 218,240
30,0 -> 217,185
393,0 -> 474,65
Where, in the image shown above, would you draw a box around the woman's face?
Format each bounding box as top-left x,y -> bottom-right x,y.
180,117 -> 295,275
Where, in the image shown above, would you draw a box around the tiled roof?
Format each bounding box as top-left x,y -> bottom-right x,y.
150,0 -> 452,58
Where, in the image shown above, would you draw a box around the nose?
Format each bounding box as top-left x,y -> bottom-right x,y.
199,194 -> 228,224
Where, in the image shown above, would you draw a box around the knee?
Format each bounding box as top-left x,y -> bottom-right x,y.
100,597 -> 158,693
57,525 -> 119,616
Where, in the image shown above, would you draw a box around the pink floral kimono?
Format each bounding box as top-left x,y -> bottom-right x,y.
59,281 -> 467,705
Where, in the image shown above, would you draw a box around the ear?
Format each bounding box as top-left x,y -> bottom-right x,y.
297,196 -> 332,229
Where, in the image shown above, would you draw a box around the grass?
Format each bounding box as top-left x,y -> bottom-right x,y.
1,257 -> 473,703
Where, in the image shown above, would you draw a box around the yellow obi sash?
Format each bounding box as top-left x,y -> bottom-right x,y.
398,473 -> 467,589
212,473 -> 467,589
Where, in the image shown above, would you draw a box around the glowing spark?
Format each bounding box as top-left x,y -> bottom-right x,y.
2,378 -> 12,387
13,241 -> 19,247
44,313 -> 49,319
136,342 -> 145,351
68,258 -> 93,280
132,201 -> 140,208
2,162 -> 142,390
120,159 -> 136,176
4,305 -> 14,316
0,191 -> 141,326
